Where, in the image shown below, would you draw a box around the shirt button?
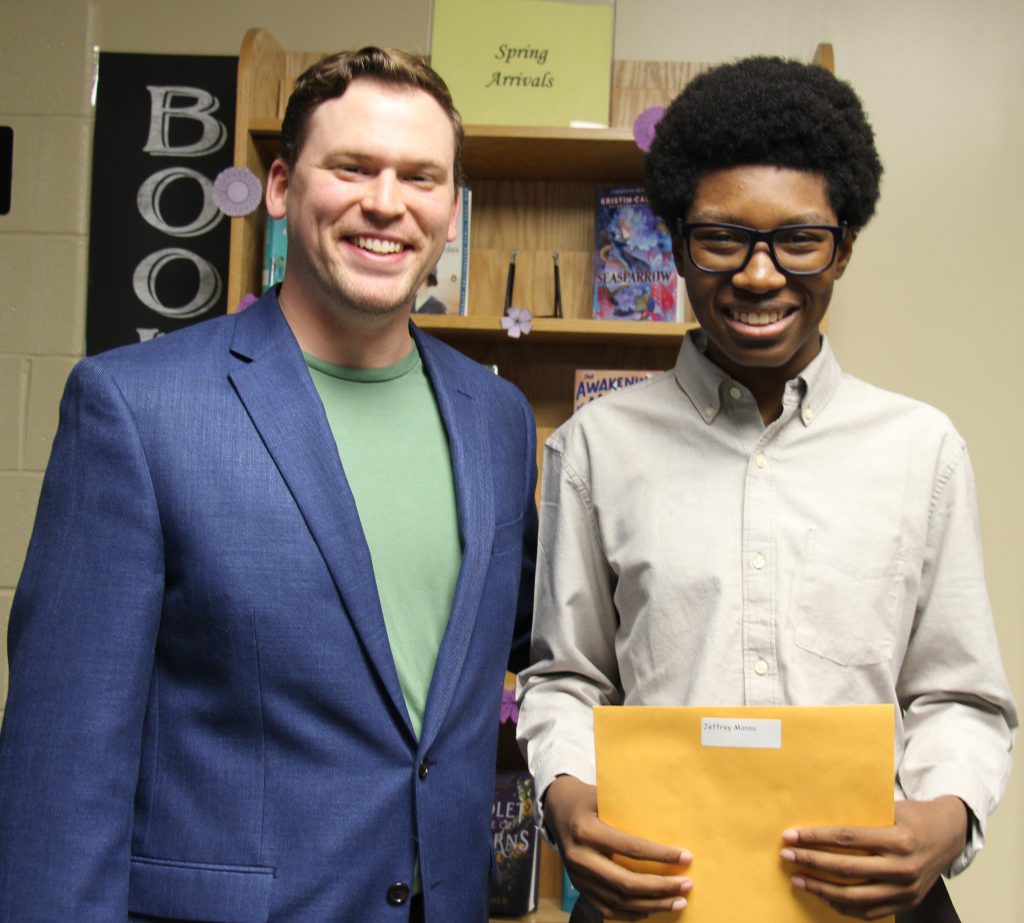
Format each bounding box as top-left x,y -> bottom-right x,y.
755,453 -> 767,469
729,386 -> 742,400
802,408 -> 815,423
704,406 -> 715,418
754,659 -> 769,676
386,882 -> 411,906
751,552 -> 766,570
418,758 -> 430,780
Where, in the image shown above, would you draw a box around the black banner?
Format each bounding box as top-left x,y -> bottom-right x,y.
86,53 -> 237,355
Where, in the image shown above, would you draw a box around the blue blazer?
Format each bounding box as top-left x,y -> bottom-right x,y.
0,291 -> 537,922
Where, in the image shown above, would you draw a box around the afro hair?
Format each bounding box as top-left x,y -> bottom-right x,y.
644,57 -> 883,232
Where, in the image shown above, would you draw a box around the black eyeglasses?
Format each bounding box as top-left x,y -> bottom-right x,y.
677,222 -> 847,276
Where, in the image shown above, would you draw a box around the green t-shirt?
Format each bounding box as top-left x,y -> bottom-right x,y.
305,344 -> 461,739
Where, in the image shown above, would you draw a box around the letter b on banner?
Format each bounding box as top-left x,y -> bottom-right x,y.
143,85 -> 228,157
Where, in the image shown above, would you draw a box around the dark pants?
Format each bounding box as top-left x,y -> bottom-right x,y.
569,878 -> 960,923
408,892 -> 425,923
897,879 -> 961,923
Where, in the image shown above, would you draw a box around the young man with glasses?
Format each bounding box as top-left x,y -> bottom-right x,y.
517,57 -> 1016,922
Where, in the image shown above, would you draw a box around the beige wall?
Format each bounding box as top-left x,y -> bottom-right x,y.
1,0 -> 1020,918
1,0 -> 98,738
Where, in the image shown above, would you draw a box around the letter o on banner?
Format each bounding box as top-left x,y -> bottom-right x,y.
132,247 -> 223,319
137,167 -> 224,238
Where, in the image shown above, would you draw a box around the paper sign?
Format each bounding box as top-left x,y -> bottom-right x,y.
594,705 -> 895,923
430,0 -> 614,127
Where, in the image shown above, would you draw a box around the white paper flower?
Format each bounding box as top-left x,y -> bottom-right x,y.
212,167 -> 263,217
500,306 -> 533,339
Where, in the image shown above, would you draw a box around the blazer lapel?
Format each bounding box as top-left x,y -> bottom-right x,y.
413,327 -> 496,752
227,294 -> 413,735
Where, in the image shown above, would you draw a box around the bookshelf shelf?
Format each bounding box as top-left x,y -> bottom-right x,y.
246,120 -> 643,183
413,313 -> 692,346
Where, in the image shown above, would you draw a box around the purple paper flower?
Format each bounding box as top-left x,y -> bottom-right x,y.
234,292 -> 259,313
500,688 -> 520,724
633,106 -> 667,152
213,167 -> 263,217
500,306 -> 532,339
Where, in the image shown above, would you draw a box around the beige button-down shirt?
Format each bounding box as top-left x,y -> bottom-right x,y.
517,332 -> 1016,872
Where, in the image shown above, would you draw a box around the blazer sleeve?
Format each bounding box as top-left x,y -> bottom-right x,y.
0,358 -> 164,920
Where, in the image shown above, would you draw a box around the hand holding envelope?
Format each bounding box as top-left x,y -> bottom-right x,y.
593,705 -> 896,923
542,774 -> 694,920
781,795 -> 968,920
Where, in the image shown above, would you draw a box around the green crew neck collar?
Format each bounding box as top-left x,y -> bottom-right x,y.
303,342 -> 420,383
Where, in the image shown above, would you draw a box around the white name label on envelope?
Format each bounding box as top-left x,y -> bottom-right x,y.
701,717 -> 782,749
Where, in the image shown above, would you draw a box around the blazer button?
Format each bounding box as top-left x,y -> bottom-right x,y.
386,882 -> 411,906
418,758 -> 430,780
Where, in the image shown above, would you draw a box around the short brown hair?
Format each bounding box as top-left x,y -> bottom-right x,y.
279,46 -> 465,186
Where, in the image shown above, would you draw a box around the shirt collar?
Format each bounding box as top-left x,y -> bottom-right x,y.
673,329 -> 843,426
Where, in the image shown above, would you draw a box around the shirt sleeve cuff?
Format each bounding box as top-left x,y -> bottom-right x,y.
899,766 -> 988,875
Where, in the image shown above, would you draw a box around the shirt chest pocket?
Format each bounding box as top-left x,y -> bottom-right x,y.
790,529 -> 906,666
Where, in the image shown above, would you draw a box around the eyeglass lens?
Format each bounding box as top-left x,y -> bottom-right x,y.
688,225 -> 837,274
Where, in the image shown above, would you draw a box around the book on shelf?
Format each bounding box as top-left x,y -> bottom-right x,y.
413,187 -> 471,316
561,866 -> 580,912
573,369 -> 664,413
592,186 -> 680,322
489,770 -> 540,916
262,215 -> 287,291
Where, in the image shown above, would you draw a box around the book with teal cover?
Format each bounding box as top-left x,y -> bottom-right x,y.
262,215 -> 287,292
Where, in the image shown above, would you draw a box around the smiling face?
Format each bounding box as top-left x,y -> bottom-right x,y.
676,165 -> 854,407
265,78 -> 459,351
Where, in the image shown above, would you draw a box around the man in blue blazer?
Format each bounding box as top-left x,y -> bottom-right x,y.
0,48 -> 537,922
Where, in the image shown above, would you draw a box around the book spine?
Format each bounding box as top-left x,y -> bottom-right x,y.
458,187 -> 471,315
262,215 -> 287,292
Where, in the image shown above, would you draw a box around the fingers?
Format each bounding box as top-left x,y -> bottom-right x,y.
578,815 -> 692,867
572,881 -> 691,921
784,843 -> 928,921
780,842 -> 909,885
790,873 -> 921,920
782,824 -> 904,855
779,801 -> 967,918
543,776 -> 693,919
564,870 -> 690,920
562,815 -> 692,919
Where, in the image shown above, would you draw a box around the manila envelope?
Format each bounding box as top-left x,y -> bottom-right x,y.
594,705 -> 895,923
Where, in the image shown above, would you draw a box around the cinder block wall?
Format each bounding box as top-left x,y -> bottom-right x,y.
0,0 -> 96,723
